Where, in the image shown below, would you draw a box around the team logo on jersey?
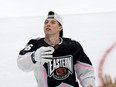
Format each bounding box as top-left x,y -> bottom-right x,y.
47,55 -> 73,80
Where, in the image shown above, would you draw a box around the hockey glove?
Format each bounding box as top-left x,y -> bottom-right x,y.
34,46 -> 54,64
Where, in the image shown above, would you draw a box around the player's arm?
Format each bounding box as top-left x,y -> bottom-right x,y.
17,39 -> 54,72
70,40 -> 95,87
74,49 -> 96,87
17,39 -> 39,72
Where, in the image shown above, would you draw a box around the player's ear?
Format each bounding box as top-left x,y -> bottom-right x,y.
59,26 -> 63,31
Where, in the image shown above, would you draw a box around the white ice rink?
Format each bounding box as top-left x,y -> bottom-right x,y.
0,0 -> 116,87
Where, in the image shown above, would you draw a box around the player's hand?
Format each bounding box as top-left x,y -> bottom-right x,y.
34,46 -> 54,64
102,75 -> 116,87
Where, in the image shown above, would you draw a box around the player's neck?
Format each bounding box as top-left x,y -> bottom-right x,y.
45,35 -> 60,46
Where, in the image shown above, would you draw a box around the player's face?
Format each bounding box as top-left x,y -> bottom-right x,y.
44,18 -> 62,36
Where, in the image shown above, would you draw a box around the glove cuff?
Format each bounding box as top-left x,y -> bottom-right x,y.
31,52 -> 37,64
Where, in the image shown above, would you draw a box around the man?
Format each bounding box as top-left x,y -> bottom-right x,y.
17,11 -> 96,87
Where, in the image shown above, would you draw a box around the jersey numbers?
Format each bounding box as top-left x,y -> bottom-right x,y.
24,44 -> 33,51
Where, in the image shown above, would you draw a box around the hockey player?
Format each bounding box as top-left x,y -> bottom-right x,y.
17,11 -> 96,87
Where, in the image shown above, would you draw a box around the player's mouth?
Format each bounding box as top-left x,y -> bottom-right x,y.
46,28 -> 51,31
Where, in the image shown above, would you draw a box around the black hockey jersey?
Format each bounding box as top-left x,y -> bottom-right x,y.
17,37 -> 95,87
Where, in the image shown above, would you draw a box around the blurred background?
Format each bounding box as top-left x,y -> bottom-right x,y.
0,0 -> 116,87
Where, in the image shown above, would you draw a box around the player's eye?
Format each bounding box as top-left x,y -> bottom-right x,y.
51,20 -> 57,24
44,20 -> 49,24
